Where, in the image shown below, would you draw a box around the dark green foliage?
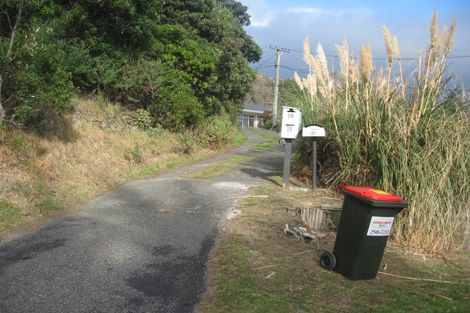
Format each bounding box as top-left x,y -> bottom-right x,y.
198,115 -> 237,148
135,109 -> 154,131
2,20 -> 75,125
116,59 -> 203,130
0,0 -> 261,130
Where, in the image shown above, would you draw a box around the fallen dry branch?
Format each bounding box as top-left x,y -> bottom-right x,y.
264,272 -> 276,279
378,271 -> 467,284
293,250 -> 311,256
255,264 -> 278,270
429,292 -> 453,301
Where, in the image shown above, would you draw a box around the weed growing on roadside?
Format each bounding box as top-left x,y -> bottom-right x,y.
38,196 -> 62,215
0,199 -> 23,226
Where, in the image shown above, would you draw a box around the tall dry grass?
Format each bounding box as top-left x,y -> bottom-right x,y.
287,12 -> 470,253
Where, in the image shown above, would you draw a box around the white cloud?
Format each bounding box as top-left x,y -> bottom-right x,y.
287,7 -> 335,15
251,12 -> 274,27
245,0 -> 275,28
287,7 -> 372,18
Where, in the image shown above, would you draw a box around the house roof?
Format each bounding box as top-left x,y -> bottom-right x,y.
243,103 -> 270,113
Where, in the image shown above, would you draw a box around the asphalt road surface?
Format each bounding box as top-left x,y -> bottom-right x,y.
0,130 -> 283,313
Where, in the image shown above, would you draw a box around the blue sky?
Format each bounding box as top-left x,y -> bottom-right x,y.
243,0 -> 470,88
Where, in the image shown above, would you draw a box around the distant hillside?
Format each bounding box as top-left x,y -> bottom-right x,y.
245,75 -> 274,106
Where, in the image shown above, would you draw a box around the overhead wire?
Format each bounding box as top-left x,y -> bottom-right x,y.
283,46 -> 470,60
256,46 -> 470,90
254,54 -> 275,70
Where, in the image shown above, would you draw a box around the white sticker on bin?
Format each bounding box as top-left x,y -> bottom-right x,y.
367,216 -> 395,236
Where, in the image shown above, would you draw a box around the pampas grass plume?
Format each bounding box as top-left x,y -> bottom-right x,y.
382,26 -> 394,65
360,43 -> 373,81
294,72 -> 304,90
336,39 -> 350,79
444,21 -> 456,56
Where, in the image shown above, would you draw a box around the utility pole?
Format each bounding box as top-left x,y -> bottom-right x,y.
269,45 -> 290,128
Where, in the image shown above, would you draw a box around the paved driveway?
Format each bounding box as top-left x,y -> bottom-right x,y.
0,130 -> 283,313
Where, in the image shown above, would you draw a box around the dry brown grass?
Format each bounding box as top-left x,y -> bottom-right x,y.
0,98 -> 225,238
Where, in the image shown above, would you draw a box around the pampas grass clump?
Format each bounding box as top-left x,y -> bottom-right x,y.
287,12 -> 469,253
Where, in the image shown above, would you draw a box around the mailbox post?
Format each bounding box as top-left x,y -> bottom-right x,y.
302,124 -> 326,189
280,107 -> 302,188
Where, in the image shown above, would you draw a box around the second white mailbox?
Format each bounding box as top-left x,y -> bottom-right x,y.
280,106 -> 302,139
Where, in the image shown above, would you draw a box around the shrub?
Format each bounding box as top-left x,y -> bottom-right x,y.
124,144 -> 143,164
177,133 -> 197,155
198,115 -> 237,148
2,25 -> 75,126
146,125 -> 165,137
135,109 -> 155,130
115,59 -> 204,130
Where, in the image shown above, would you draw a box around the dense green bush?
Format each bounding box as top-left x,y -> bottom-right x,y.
198,115 -> 237,148
1,21 -> 75,126
0,0 -> 260,130
116,60 -> 203,130
135,109 -> 155,131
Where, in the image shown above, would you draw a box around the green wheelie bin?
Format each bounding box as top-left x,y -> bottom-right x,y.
320,184 -> 407,280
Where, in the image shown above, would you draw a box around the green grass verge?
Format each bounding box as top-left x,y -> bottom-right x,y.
38,196 -> 63,215
230,131 -> 248,148
250,129 -> 277,152
0,199 -> 23,227
201,183 -> 470,313
125,157 -> 190,180
184,155 -> 253,180
126,129 -> 248,181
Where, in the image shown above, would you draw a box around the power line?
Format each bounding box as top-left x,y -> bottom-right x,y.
280,65 -> 309,74
261,65 -> 470,92
255,65 -> 273,70
254,54 -> 275,70
276,45 -> 470,60
447,55 -> 470,59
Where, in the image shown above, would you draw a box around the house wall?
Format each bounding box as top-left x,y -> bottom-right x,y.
237,114 -> 263,128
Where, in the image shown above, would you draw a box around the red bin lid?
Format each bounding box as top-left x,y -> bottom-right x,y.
339,184 -> 404,203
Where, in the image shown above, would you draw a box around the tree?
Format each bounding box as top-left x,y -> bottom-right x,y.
0,0 -> 24,123
0,0 -> 262,129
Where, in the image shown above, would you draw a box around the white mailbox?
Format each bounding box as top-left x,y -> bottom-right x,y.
302,124 -> 326,138
280,106 -> 302,139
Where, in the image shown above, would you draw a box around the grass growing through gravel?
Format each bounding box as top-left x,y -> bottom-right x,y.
250,129 -> 277,152
184,155 -> 253,180
199,181 -> 470,313
231,131 -> 249,149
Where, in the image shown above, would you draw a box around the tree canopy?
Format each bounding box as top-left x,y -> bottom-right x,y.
0,0 -> 261,130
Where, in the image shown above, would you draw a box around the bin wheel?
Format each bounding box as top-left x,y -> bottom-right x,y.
320,251 -> 336,270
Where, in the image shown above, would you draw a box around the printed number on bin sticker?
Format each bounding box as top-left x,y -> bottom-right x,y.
367,217 -> 395,236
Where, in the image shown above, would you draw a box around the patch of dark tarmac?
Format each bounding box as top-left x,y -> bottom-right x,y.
126,236 -> 214,312
0,238 -> 67,270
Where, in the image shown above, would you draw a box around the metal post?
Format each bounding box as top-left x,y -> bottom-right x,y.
312,139 -> 317,189
283,139 -> 292,188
